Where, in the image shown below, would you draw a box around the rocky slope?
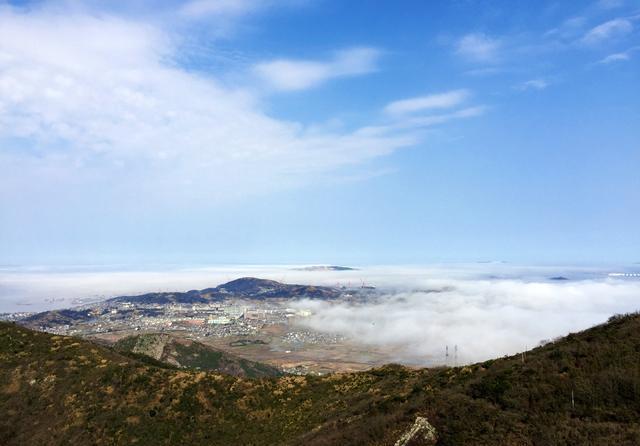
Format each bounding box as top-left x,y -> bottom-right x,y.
114,333 -> 282,378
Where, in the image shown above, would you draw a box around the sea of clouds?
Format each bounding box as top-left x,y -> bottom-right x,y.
293,274 -> 640,364
2,263 -> 639,365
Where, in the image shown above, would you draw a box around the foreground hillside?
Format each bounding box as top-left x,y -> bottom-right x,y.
2,313 -> 640,445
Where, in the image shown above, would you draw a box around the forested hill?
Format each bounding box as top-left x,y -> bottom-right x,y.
113,333 -> 282,378
2,313 -> 640,445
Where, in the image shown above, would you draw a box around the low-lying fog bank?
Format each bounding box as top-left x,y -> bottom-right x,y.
292,276 -> 640,364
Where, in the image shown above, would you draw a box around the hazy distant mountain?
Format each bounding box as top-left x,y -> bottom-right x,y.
113,277 -> 340,304
294,265 -> 357,271
21,277 -> 340,328
94,277 -> 339,306
2,313 -> 640,445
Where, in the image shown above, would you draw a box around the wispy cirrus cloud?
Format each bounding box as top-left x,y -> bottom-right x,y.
455,33 -> 501,63
544,16 -> 587,41
337,105 -> 487,144
384,89 -> 470,115
597,45 -> 640,63
581,17 -> 634,44
180,0 -> 306,19
379,90 -> 485,132
180,0 -> 265,18
596,0 -> 626,10
253,47 -> 380,91
599,52 -> 630,62
400,106 -> 487,128
517,78 -> 550,91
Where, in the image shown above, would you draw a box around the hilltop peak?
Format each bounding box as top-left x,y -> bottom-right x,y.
213,277 -> 339,300
216,277 -> 285,294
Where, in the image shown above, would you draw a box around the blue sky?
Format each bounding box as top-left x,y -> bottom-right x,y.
0,0 -> 638,265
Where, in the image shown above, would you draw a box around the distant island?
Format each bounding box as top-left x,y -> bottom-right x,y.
294,265 -> 357,271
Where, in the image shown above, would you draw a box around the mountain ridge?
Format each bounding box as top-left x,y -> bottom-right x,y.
2,312 -> 640,445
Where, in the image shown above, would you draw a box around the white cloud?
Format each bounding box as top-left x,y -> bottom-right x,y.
181,0 -> 264,18
517,79 -> 550,90
381,91 -> 485,131
0,5 -> 488,226
544,16 -> 587,40
597,0 -> 625,9
400,106 -> 487,128
353,105 -> 486,138
293,274 -> 640,365
384,89 -> 470,115
463,66 -> 503,77
597,46 -> 639,63
599,52 -> 630,63
455,33 -> 501,62
177,0 -> 307,36
0,9 -> 410,210
180,0 -> 306,19
253,47 -> 380,91
582,18 -> 633,44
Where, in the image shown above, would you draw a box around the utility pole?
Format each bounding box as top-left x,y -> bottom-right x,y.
445,345 -> 449,365
571,389 -> 575,410
454,345 -> 458,367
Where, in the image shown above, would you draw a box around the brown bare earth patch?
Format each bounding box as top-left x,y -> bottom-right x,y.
125,416 -> 140,425
2,368 -> 21,394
